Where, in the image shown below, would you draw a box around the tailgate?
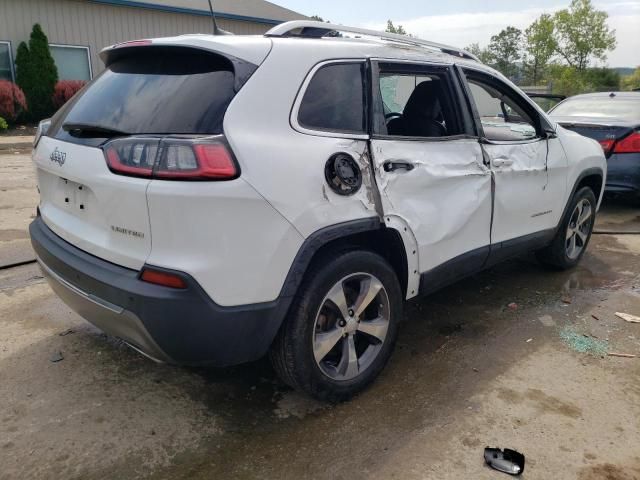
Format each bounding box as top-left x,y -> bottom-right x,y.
33,136 -> 151,269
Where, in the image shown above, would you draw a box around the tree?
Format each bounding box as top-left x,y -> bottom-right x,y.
385,20 -> 407,36
310,15 -> 329,23
465,43 -> 494,64
487,26 -> 523,79
546,64 -> 585,96
582,67 -> 620,90
14,42 -> 33,116
523,14 -> 557,85
15,24 -> 58,120
553,0 -> 616,70
546,64 -> 621,96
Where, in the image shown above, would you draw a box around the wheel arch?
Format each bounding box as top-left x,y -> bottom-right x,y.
576,169 -> 604,203
279,218 -> 412,301
557,167 -> 604,232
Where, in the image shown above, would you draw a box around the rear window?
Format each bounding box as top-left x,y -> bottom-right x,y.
51,47 -> 250,138
298,62 -> 366,134
550,96 -> 640,122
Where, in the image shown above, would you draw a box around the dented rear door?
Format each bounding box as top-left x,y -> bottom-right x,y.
369,61 -> 492,281
370,138 -> 492,275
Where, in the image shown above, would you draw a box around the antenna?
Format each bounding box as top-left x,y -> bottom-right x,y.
206,0 -> 232,35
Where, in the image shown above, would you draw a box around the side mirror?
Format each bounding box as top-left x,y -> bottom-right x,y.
484,447 -> 525,475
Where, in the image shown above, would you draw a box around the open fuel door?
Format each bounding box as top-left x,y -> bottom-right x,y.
369,61 -> 492,295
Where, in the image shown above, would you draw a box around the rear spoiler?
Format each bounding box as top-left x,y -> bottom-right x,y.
99,35 -> 272,67
98,41 -> 262,92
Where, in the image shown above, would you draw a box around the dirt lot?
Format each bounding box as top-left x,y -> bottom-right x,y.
1,152 -> 640,480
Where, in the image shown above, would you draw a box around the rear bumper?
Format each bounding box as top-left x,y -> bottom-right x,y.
606,152 -> 640,196
29,217 -> 289,367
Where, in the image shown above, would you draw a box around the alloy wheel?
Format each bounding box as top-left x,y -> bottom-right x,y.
312,273 -> 390,381
566,198 -> 593,260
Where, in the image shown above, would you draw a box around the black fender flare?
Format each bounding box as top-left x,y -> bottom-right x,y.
554,167 -> 604,234
278,217 -> 383,298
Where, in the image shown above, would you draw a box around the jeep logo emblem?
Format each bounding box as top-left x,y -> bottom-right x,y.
50,147 -> 66,166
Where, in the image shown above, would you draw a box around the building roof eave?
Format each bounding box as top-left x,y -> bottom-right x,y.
87,0 -> 288,25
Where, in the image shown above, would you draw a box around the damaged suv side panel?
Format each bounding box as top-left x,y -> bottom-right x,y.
370,138 -> 492,274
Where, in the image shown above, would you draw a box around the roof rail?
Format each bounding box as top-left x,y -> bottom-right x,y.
265,21 -> 479,62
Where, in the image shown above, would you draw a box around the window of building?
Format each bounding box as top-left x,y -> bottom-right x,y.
0,41 -> 14,81
50,45 -> 92,81
298,62 -> 366,134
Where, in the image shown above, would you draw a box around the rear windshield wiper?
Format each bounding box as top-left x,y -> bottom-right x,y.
62,122 -> 131,138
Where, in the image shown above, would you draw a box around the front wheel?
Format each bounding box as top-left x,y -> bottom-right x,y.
536,186 -> 597,269
270,250 -> 402,402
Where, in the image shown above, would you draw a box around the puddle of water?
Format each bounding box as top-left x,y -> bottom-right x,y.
273,391 -> 327,419
539,315 -> 556,327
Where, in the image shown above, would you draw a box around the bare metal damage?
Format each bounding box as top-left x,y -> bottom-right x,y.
321,139 -> 377,214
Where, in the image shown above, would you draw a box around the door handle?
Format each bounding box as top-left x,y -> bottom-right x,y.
493,157 -> 514,168
383,160 -> 415,172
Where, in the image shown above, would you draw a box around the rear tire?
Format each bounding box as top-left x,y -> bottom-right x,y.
536,186 -> 596,270
270,250 -> 402,402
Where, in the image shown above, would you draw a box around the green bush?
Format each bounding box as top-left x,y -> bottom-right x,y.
621,67 -> 640,91
0,116 -> 8,131
546,64 -> 622,96
15,24 -> 58,121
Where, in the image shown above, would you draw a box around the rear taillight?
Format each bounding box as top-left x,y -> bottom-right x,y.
613,132 -> 640,154
103,136 -> 238,180
105,139 -> 156,178
155,141 -> 237,179
140,267 -> 187,289
598,139 -> 615,154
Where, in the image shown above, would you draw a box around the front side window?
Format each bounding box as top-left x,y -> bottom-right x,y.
50,45 -> 92,81
298,62 -> 365,134
464,71 -> 539,142
375,65 -> 463,138
0,42 -> 13,81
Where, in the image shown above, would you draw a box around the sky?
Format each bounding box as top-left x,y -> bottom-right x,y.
274,0 -> 640,67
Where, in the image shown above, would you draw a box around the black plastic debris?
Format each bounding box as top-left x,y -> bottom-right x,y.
49,351 -> 64,363
484,447 -> 525,476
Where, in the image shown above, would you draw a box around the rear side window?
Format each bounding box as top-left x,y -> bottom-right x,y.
51,47 -> 252,138
298,62 -> 366,134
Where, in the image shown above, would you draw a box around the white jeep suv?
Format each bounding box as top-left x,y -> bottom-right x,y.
30,21 -> 606,401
